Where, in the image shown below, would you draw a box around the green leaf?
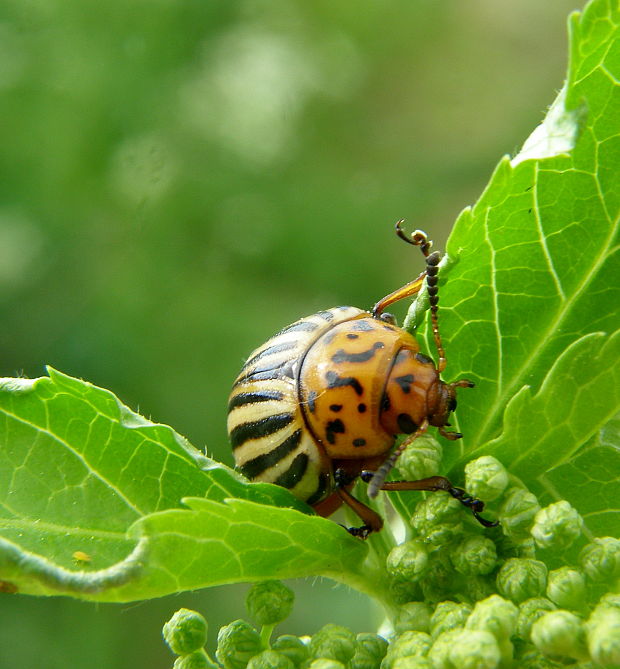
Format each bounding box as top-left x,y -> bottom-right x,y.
1,0 -> 619,604
416,0 -> 620,535
0,368 -> 369,601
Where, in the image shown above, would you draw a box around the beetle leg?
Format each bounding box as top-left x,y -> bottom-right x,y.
361,472 -> 498,528
372,272 -> 426,318
374,221 -> 448,372
333,467 -> 383,538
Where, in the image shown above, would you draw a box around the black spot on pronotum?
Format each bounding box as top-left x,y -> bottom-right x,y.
331,341 -> 384,364
394,374 -> 414,394
415,352 -> 433,365
352,438 -> 366,447
307,390 -> 317,413
316,310 -> 335,321
325,419 -> 345,444
330,404 -> 343,412
397,413 -> 418,434
325,370 -> 363,396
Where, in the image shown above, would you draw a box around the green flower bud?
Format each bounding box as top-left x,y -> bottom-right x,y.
163,608 -> 208,655
429,629 -> 500,669
308,624 -> 356,664
410,493 -> 463,546
246,581 -> 294,626
216,620 -> 263,669
426,629 -> 460,669
498,487 -> 540,542
496,558 -> 547,604
390,658 -> 433,669
451,535 -> 498,576
518,649 -> 560,669
350,633 -> 388,669
598,592 -> 620,610
464,456 -> 509,502
174,650 -> 218,669
531,610 -> 589,662
419,558 -> 456,605
382,631 -> 432,669
580,536 -> 620,583
464,575 -> 497,603
494,532 -> 536,560
388,577 -> 423,605
585,601 -> 620,666
531,501 -> 583,550
394,603 -> 432,635
308,660 -> 345,669
430,601 -> 472,640
271,636 -> 308,668
516,598 -> 556,642
545,567 -> 586,611
386,540 -> 429,582
466,594 -> 518,642
397,434 -> 443,480
247,650 -> 295,669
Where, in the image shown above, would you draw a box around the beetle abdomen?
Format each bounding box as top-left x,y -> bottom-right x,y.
228,306 -> 364,504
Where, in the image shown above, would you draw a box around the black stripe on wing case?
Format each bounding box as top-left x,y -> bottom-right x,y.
276,320 -> 320,336
273,452 -> 309,488
234,359 -> 295,384
230,413 -> 294,449
245,340 -> 298,367
228,389 -> 285,412
238,429 -> 302,479
306,471 -> 330,505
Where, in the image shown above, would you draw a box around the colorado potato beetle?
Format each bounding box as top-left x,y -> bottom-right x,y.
228,221 -> 496,536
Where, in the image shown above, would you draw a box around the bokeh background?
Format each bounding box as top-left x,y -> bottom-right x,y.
0,1 -> 583,667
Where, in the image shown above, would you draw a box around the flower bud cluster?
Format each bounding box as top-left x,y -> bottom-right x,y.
162,449 -> 618,669
164,586 -> 392,669
380,450 -> 619,667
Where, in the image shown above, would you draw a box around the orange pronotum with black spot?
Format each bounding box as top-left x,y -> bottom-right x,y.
227,222 -> 496,537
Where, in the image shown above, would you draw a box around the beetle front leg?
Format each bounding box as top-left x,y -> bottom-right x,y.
360,472 -> 498,528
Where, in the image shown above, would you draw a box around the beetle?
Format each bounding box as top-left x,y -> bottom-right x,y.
227,221 -> 496,536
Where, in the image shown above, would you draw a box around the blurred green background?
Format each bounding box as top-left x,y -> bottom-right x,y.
0,1 -> 582,667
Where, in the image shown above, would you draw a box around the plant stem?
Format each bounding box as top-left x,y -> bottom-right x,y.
260,624 -> 275,649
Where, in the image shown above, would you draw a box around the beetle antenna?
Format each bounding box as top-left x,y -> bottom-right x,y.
395,220 -> 447,373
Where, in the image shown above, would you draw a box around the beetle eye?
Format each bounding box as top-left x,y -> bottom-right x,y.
448,398 -> 457,412
379,312 -> 397,325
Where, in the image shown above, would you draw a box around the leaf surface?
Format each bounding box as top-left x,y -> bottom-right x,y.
0,369 -> 367,600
